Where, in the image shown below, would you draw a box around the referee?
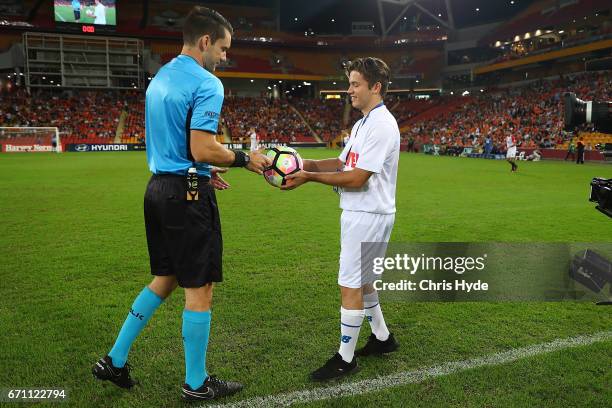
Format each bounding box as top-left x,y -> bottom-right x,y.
92,6 -> 270,402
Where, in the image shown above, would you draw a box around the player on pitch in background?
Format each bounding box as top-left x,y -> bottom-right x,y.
283,57 -> 400,381
92,6 -> 270,402
249,126 -> 258,152
506,134 -> 518,172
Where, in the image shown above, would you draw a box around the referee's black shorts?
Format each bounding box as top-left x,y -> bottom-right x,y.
144,174 -> 222,288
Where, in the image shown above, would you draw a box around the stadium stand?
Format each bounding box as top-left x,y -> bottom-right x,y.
0,88 -> 123,145
221,97 -> 315,143
120,91 -> 145,144
3,69 -> 610,152
482,0 -> 611,46
402,71 -> 612,154
292,98 -> 345,141
477,0 -> 612,68
1,0 -> 609,158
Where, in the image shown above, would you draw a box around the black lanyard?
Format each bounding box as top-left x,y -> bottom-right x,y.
345,102 -> 384,164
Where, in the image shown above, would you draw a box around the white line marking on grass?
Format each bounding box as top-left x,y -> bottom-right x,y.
208,331 -> 612,408
55,11 -> 65,22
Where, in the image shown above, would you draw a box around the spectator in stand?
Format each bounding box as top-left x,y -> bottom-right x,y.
407,136 -> 414,153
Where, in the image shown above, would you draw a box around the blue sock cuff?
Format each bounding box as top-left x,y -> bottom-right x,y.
142,286 -> 164,306
183,309 -> 211,324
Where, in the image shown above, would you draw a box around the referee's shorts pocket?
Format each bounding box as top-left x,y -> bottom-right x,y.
163,194 -> 186,229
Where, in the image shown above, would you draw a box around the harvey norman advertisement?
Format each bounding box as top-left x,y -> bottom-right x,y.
1,144 -> 55,153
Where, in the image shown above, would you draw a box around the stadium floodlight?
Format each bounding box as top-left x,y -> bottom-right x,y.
0,127 -> 61,153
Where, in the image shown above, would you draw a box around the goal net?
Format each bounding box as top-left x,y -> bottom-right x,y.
0,127 -> 61,153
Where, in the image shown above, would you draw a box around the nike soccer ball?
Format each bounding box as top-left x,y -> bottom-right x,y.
263,146 -> 303,188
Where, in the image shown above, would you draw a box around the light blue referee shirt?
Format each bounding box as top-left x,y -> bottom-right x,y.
145,54 -> 224,177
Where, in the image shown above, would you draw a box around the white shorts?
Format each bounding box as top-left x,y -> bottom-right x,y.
250,139 -> 258,152
506,146 -> 517,159
339,210 -> 395,288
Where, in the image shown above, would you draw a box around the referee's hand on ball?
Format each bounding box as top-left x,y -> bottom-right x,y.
281,170 -> 309,190
246,149 -> 272,175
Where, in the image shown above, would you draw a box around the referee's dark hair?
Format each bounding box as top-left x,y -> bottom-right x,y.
345,57 -> 391,98
183,6 -> 234,46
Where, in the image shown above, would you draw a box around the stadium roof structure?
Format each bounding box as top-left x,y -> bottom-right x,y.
0,0 -> 538,42
278,0 -> 536,35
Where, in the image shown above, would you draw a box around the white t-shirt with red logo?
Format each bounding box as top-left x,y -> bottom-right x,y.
338,104 -> 400,214
506,135 -> 516,148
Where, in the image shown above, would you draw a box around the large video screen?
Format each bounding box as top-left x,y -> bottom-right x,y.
54,0 -> 116,26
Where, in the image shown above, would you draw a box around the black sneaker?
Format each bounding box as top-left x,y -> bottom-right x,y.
310,352 -> 358,382
181,376 -> 243,401
355,333 -> 399,357
92,355 -> 137,389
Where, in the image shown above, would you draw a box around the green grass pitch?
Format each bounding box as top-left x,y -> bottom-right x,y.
54,5 -> 116,25
0,150 -> 610,407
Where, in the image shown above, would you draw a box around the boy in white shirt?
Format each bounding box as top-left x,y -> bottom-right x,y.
283,57 -> 400,381
93,0 -> 106,25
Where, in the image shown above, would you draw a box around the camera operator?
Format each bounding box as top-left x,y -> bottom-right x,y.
576,137 -> 585,164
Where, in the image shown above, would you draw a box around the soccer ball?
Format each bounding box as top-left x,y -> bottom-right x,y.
263,146 -> 303,188
86,9 -> 95,17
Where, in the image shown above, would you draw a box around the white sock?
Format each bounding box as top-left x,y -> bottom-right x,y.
363,291 -> 390,341
338,307 -> 364,363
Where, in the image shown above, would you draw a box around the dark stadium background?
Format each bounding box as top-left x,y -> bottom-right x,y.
0,0 -> 610,155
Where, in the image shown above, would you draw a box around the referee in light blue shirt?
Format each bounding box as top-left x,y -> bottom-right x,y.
92,6 -> 270,402
71,0 -> 81,21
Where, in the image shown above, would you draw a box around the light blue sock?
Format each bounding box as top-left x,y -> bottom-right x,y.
108,286 -> 163,368
182,309 -> 211,390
